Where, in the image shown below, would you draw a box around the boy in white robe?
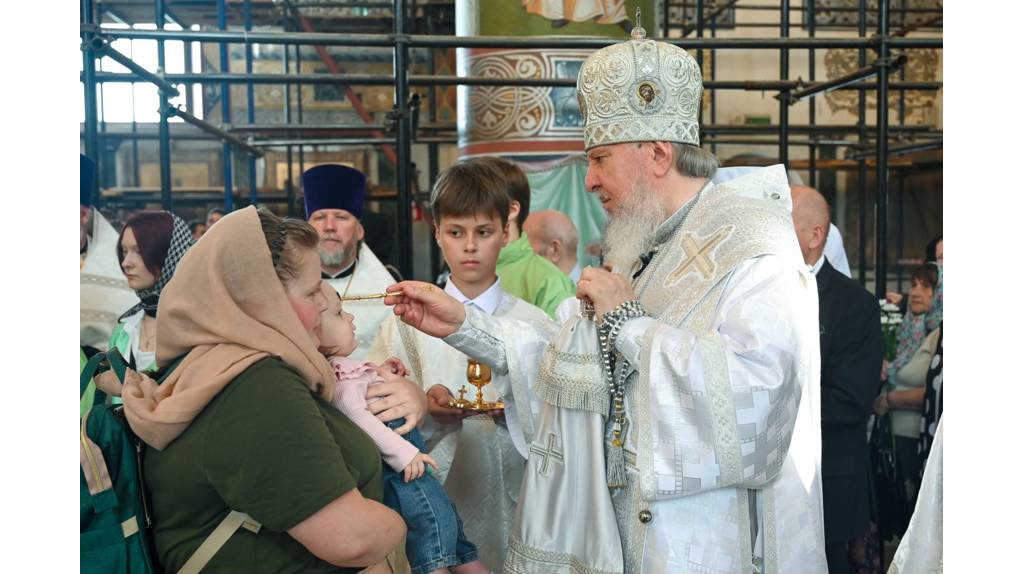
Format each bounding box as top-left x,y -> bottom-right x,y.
368,159 -> 553,572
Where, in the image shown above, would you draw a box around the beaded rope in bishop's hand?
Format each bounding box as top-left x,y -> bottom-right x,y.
598,299 -> 647,488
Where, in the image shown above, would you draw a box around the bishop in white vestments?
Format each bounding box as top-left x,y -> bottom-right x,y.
384,21 -> 827,574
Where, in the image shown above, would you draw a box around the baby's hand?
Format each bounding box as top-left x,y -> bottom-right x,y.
379,357 -> 409,377
402,452 -> 440,483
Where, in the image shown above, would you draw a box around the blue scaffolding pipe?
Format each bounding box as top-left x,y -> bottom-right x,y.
164,106 -> 264,156
156,0 -> 173,210
81,0 -> 99,205
87,71 -> 941,92
857,0 -> 869,285
875,0 -> 891,298
394,0 -> 413,279
218,0 -> 233,213
779,0 -> 789,167
245,0 -> 258,208
88,38 -> 181,97
84,26 -> 943,51
283,35 -> 295,216
808,0 -> 817,187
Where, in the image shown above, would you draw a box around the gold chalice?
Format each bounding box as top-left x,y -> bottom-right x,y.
448,360 -> 504,411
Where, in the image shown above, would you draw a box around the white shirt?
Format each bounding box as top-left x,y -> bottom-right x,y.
444,277 -> 504,316
121,309 -> 157,372
824,223 -> 852,277
810,252 -> 826,276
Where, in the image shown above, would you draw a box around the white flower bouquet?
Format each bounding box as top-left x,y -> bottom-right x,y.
879,300 -> 903,360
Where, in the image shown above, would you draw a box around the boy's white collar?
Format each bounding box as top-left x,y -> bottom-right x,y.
444,277 -> 504,316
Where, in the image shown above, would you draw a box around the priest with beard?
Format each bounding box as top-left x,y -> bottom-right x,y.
382,20 -> 827,574
302,164 -> 400,359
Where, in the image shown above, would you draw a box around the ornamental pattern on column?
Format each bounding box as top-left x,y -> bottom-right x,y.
464,49 -> 590,147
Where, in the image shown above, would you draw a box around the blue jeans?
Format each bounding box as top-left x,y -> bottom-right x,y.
382,418 -> 479,574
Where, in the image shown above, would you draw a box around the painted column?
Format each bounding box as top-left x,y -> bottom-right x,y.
456,0 -> 655,265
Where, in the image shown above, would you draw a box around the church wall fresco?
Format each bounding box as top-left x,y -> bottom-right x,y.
457,0 -> 655,159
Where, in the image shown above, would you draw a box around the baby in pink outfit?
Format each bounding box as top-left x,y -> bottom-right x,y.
318,290 -> 438,482
317,289 -> 487,574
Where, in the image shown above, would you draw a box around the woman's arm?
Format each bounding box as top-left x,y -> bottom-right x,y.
888,387 -> 926,411
288,488 -> 405,568
874,386 -> 926,416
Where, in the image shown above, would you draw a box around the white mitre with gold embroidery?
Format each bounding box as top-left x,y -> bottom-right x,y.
575,19 -> 702,150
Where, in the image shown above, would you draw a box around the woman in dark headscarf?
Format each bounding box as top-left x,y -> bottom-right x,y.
109,211 -> 194,373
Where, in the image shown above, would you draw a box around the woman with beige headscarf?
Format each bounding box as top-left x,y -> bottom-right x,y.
122,207 -> 422,573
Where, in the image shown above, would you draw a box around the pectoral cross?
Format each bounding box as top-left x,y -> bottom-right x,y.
529,433 -> 565,477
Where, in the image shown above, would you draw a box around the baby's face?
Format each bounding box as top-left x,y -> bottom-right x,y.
318,288 -> 357,357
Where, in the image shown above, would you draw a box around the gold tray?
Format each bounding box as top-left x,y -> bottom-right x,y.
448,399 -> 505,412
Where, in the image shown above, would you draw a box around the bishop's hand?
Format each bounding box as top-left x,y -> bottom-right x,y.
384,281 -> 466,339
576,267 -> 636,323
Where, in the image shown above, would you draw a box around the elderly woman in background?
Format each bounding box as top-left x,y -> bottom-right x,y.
886,234 -> 942,309
875,263 -> 942,507
122,207 -> 425,573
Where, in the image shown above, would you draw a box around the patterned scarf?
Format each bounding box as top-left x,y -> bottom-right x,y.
888,264 -> 943,380
120,213 -> 194,320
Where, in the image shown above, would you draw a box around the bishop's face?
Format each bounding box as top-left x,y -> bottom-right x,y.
584,143 -> 645,218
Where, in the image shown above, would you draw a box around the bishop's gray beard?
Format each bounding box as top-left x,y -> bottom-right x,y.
601,182 -> 667,274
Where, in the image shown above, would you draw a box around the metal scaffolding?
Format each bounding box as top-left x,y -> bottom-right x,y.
80,0 -> 942,293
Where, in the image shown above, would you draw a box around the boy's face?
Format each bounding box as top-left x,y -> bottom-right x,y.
317,284 -> 358,357
435,212 -> 508,290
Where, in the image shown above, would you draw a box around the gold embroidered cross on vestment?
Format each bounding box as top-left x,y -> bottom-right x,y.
668,228 -> 730,283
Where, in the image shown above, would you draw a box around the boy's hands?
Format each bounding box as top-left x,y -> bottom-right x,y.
403,452 -> 440,483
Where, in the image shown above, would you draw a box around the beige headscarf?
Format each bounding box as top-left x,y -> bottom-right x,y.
122,206 -> 336,450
